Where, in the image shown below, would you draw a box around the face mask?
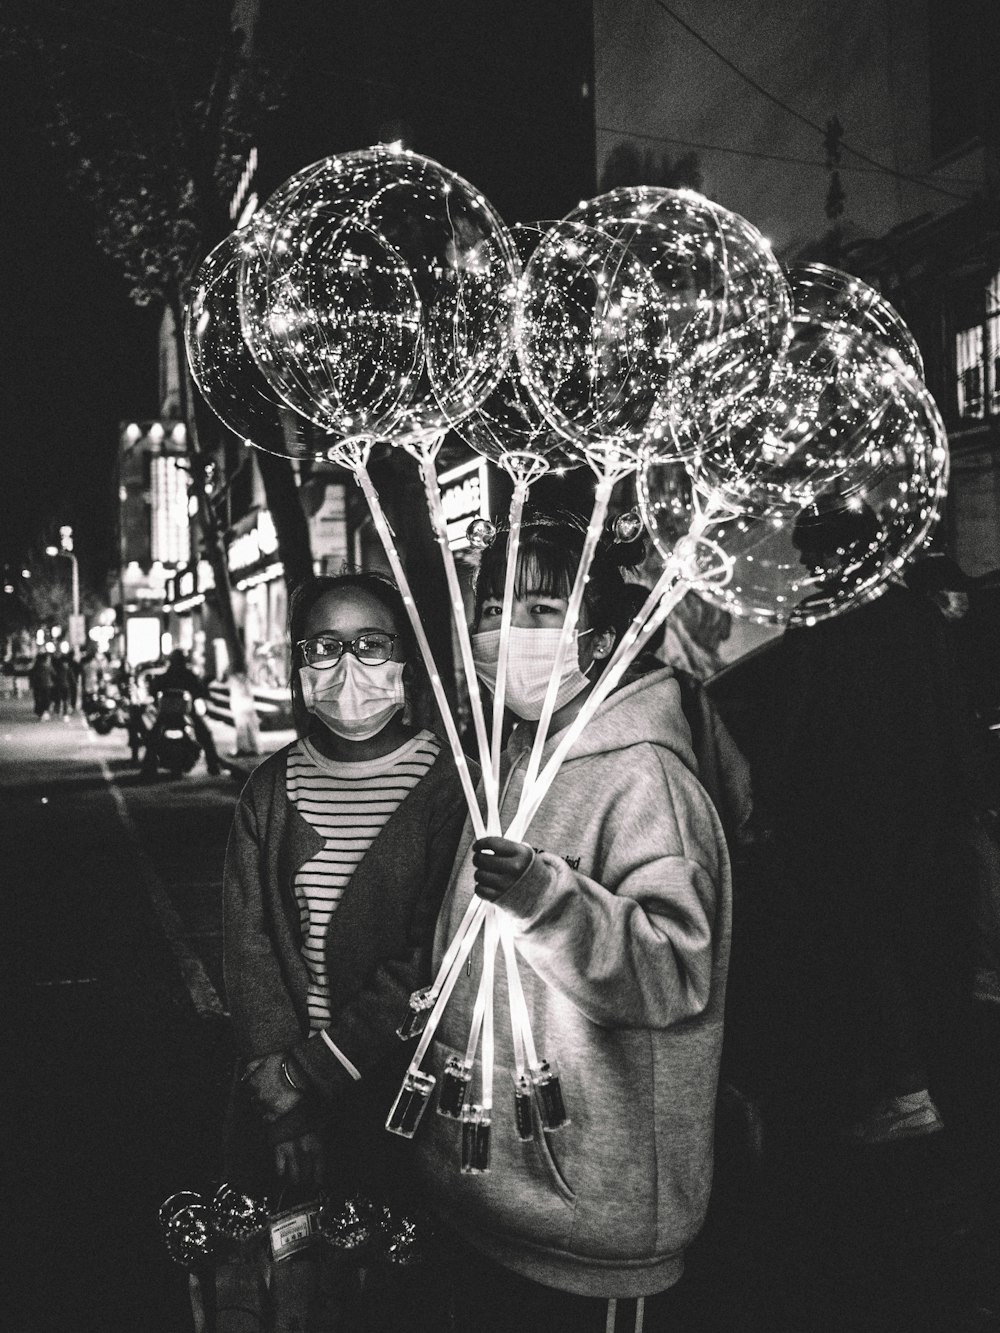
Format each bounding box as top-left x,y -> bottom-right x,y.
471,626 -> 594,722
299,655 -> 406,741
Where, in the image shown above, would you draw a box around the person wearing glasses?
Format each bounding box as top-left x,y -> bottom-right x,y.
222,572 -> 470,1228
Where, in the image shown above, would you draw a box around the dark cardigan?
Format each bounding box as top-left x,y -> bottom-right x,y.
223,738 -> 472,1146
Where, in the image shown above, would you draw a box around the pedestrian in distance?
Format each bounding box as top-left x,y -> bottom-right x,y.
51,645 -> 75,720
764,503 -> 975,1147
113,659 -> 148,763
80,649 -> 103,713
222,572 -> 472,1324
28,649 -> 55,719
413,508 -> 732,1333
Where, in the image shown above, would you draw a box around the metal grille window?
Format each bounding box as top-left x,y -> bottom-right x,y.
955,324 -> 984,418
987,270 -> 1000,415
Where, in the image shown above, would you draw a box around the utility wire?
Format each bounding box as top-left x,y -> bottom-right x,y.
650,0 -> 975,203
596,121 -> 981,184
13,0 -> 981,202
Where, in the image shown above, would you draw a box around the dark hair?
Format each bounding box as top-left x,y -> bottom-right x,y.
288,572 -> 416,661
287,572 -> 419,737
472,506 -> 645,647
904,553 -> 971,595
791,497 -> 880,559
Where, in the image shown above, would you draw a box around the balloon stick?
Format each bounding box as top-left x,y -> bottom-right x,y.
480,907 -> 498,1111
407,896 -> 488,1075
489,474 -> 531,800
415,439 -> 500,830
346,448 -> 487,838
515,471 -> 617,812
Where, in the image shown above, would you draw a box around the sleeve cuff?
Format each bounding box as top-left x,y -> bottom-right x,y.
494,850 -> 555,924
265,1097 -> 323,1147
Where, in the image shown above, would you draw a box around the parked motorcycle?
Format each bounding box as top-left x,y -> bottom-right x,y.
84,680 -> 129,735
143,688 -> 203,777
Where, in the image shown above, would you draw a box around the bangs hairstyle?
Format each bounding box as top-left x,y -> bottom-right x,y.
473,509 -> 645,641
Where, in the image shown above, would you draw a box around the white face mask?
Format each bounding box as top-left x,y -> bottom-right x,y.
471,626 -> 594,722
299,655 -> 406,741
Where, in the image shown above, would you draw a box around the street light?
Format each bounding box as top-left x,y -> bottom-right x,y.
46,530 -> 81,645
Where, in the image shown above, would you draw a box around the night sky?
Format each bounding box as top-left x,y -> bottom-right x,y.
0,0 -> 594,600
1,56 -> 159,589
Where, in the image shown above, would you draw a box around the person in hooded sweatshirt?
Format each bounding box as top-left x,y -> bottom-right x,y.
412,508 -> 732,1333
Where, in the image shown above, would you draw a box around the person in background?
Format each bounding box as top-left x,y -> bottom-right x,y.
112,659 -> 148,763
661,588 -> 735,680
906,553 -> 1000,1011
80,649 -> 104,714
763,500 -> 976,1187
143,648 -> 222,776
51,646 -> 75,721
223,573 -> 471,1328
28,649 -> 55,720
622,581 -> 753,857
415,508 -> 731,1333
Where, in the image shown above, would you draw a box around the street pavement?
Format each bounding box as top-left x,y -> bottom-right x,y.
2,696 -> 244,1332
2,694 -> 998,1332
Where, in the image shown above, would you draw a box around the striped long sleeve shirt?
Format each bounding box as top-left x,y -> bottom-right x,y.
286,729 -> 442,1036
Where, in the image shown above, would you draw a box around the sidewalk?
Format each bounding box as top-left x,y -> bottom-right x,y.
206,712 -> 295,785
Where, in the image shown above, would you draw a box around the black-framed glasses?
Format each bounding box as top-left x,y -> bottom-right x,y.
296,632 -> 399,668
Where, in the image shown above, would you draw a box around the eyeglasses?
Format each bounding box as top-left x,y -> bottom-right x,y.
296,632 -> 399,668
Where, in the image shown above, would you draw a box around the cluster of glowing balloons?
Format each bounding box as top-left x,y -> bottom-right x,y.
184,141 -> 952,641
637,261 -> 948,625
183,144 -> 950,1179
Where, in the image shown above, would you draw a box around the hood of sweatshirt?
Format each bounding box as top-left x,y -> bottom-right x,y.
506,664 -> 696,780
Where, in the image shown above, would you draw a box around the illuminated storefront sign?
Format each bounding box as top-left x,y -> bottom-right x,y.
439,457 -> 491,551
165,560 -> 216,613
227,509 -> 279,578
150,453 -> 190,566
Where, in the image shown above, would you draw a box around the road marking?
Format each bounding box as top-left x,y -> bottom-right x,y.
34,977 -> 99,987
99,758 -> 226,1019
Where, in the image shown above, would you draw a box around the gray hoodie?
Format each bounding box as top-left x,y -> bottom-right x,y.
413,667 -> 732,1298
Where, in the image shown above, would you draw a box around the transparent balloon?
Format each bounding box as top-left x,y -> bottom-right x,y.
515,187 -> 790,472
185,231 -> 342,460
689,318 -> 943,523
451,224 -> 584,482
638,346 -> 950,625
786,262 -> 924,379
239,146 -> 519,446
